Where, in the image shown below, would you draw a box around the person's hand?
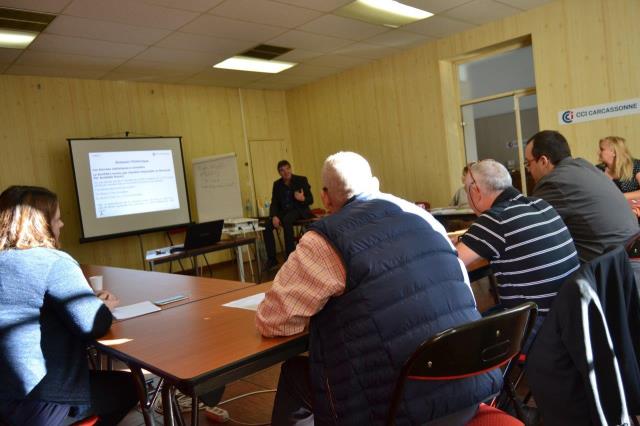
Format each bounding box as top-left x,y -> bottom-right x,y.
272,216 -> 281,229
294,188 -> 305,202
96,290 -> 120,311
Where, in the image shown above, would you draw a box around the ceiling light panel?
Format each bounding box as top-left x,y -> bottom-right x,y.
335,0 -> 432,28
0,7 -> 55,49
214,56 -> 296,73
0,29 -> 37,48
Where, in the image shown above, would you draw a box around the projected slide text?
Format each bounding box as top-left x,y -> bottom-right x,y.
90,150 -> 180,218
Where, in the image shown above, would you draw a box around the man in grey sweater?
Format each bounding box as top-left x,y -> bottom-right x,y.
525,130 -> 638,262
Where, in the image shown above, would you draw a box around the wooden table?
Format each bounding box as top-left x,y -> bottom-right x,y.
81,265 -> 253,311
145,236 -> 259,282
95,282 -> 308,426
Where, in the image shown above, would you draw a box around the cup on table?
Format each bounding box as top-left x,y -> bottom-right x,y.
89,275 -> 103,292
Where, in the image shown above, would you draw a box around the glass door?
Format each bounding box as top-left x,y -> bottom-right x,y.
457,44 -> 537,194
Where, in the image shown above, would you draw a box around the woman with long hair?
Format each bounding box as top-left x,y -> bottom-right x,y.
0,186 -> 137,426
597,136 -> 640,199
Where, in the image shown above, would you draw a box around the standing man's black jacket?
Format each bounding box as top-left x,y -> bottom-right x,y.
269,174 -> 313,220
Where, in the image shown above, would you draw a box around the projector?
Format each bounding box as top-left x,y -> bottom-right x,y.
223,218 -> 259,233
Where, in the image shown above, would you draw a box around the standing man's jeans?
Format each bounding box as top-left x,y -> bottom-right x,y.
264,210 -> 306,262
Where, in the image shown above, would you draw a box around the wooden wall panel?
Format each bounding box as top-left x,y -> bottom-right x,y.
286,0 -> 640,206
239,89 -> 295,208
0,76 -> 288,269
287,41 -> 451,205
2,0 -> 638,269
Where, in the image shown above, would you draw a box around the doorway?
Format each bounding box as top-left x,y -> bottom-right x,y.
457,44 -> 538,194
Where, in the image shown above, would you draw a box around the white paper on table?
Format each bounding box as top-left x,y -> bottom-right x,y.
223,292 -> 265,311
112,301 -> 161,320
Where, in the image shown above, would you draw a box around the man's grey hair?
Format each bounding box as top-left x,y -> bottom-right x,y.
322,152 -> 379,205
469,159 -> 512,192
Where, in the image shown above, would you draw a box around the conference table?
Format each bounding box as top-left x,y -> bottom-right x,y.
90,270 -> 306,426
81,264 -> 252,311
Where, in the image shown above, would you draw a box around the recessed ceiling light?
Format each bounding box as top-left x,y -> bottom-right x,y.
213,56 -> 296,74
336,0 -> 433,27
0,29 -> 37,48
0,8 -> 55,48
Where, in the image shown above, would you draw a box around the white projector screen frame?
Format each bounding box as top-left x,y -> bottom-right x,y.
69,137 -> 192,242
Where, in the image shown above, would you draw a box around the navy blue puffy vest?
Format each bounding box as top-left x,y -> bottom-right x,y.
307,193 -> 502,425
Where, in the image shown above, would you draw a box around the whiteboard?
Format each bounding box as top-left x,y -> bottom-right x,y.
192,153 -> 243,221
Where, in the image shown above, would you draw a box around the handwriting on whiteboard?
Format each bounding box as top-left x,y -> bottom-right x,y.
196,161 -> 235,188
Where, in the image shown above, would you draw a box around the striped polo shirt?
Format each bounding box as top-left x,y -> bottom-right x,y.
460,186 -> 579,313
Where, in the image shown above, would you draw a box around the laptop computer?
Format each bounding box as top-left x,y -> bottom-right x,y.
170,220 -> 224,252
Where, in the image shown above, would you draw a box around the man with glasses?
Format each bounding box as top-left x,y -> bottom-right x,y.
256,152 -> 502,426
456,159 -> 579,351
525,130 -> 638,262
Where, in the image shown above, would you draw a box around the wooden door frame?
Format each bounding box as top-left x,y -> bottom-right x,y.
439,36 -> 534,194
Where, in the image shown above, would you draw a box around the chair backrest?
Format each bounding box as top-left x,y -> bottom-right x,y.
386,302 -> 537,425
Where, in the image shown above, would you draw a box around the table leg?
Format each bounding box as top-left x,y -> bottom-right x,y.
162,384 -> 176,426
254,238 -> 262,284
191,395 -> 199,426
130,365 -> 156,426
245,245 -> 255,280
236,246 -> 245,282
192,256 -> 199,276
172,394 -> 186,426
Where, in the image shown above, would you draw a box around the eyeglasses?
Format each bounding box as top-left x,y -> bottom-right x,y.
465,165 -> 478,194
524,156 -> 538,168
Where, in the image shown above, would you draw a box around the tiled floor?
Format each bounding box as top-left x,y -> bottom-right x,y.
117,259 -> 525,425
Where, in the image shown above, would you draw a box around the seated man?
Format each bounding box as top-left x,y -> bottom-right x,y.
525,130 -> 639,262
263,160 -> 313,270
256,152 -> 502,425
456,159 -> 580,351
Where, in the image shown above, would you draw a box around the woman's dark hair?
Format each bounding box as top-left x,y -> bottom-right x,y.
0,185 -> 59,250
526,130 -> 572,165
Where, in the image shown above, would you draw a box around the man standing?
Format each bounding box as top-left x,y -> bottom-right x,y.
456,159 -> 579,349
263,160 -> 313,270
256,152 -> 501,425
525,130 -> 638,262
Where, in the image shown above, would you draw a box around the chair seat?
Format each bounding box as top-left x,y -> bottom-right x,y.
467,403 -> 524,426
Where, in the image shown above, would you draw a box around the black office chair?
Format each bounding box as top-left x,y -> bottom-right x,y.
386,302 -> 537,426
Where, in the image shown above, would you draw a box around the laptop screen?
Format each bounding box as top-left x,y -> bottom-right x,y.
183,220 -> 224,250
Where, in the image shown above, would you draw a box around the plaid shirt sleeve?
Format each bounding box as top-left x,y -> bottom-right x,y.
255,230 -> 346,337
